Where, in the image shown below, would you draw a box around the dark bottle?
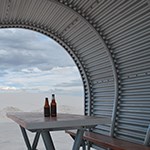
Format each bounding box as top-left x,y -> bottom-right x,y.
44,97 -> 50,117
51,94 -> 57,117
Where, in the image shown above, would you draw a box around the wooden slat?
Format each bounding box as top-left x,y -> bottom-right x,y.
66,130 -> 150,150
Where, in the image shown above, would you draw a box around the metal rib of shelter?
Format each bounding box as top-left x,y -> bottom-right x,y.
144,125 -> 150,146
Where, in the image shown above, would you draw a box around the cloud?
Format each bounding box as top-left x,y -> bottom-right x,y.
54,79 -> 83,88
0,28 -> 74,71
0,86 -> 17,91
1,66 -> 83,94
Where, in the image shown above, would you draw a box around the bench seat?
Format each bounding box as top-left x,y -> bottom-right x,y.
66,130 -> 150,150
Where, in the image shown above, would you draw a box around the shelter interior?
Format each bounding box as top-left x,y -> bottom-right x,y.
0,0 -> 150,149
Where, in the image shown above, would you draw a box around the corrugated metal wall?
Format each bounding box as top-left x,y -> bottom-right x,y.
99,0 -> 150,144
0,0 -> 150,149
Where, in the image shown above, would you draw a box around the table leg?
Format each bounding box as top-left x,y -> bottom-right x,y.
20,126 -> 32,150
32,131 -> 40,149
72,128 -> 85,150
20,126 -> 40,150
41,130 -> 55,150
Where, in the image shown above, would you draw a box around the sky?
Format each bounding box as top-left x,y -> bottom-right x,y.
0,28 -> 84,98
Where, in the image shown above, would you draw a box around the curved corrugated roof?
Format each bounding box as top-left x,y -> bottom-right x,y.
0,0 -> 150,146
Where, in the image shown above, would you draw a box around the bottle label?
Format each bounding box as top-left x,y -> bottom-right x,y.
51,106 -> 57,117
44,108 -> 50,117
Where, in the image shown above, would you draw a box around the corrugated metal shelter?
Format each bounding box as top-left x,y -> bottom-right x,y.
0,0 -> 150,149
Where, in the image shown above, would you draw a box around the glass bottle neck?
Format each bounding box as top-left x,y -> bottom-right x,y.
45,98 -> 49,106
52,94 -> 55,100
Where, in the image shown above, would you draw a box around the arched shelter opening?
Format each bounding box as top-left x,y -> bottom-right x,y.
0,28 -> 84,149
0,0 -> 150,149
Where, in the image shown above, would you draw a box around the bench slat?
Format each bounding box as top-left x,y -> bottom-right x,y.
66,130 -> 150,150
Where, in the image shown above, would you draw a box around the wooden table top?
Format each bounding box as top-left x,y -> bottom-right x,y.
7,112 -> 110,131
